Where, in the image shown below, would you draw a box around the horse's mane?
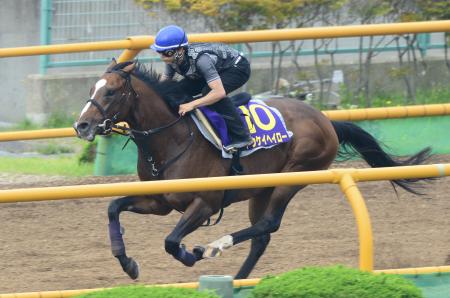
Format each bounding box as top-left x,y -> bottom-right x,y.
111,61 -> 191,112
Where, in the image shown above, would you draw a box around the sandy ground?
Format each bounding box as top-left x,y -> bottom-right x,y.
0,157 -> 449,294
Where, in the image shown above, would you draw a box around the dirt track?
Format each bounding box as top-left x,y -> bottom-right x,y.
0,157 -> 449,294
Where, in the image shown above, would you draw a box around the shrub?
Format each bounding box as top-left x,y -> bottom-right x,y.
249,265 -> 423,298
78,139 -> 97,164
74,285 -> 220,298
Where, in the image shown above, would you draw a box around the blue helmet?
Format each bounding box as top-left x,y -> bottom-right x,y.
150,25 -> 188,52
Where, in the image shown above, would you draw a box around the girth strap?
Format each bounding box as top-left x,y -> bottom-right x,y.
222,150 -> 244,208
201,149 -> 243,227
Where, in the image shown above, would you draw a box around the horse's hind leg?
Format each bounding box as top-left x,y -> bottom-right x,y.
108,195 -> 171,279
236,234 -> 270,279
235,191 -> 273,279
164,197 -> 214,267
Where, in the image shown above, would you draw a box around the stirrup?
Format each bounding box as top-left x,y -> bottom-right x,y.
223,139 -> 253,152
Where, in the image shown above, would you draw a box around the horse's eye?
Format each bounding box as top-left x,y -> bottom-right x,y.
105,90 -> 115,97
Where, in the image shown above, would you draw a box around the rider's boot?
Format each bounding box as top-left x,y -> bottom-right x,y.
212,97 -> 253,151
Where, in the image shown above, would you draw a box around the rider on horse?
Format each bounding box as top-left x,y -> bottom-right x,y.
151,25 -> 253,151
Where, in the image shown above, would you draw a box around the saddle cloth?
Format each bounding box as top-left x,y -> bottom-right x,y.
191,98 -> 293,158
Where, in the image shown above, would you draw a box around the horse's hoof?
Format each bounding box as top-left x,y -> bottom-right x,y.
203,235 -> 233,258
204,246 -> 222,258
193,245 -> 205,260
124,257 -> 140,280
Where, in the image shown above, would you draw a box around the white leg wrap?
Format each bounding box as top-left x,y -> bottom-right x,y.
204,235 -> 234,258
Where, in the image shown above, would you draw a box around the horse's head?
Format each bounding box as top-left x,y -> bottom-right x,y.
74,59 -> 137,141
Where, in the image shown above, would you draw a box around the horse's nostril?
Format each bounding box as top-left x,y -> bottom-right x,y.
76,121 -> 89,132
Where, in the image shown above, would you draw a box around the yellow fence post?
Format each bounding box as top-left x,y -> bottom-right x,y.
118,49 -> 141,62
339,173 -> 373,272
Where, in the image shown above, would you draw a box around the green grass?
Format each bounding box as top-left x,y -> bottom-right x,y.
74,285 -> 220,298
0,111 -> 76,132
37,143 -> 75,155
0,156 -> 94,176
338,83 -> 450,109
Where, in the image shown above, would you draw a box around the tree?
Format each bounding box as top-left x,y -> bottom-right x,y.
416,0 -> 450,71
346,0 -> 394,107
384,0 -> 450,104
255,0 -> 345,99
135,0 -> 269,31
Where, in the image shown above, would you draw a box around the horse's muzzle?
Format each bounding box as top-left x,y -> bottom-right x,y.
74,121 -> 97,141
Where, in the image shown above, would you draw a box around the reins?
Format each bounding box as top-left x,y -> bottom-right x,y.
114,115 -> 183,136
116,117 -> 194,177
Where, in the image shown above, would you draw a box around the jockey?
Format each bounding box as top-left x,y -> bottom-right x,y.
151,25 -> 253,151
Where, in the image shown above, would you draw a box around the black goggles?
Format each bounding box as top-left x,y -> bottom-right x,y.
158,49 -> 176,57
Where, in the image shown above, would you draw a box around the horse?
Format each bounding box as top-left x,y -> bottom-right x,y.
74,59 -> 431,280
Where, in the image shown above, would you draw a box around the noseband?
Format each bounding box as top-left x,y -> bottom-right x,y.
87,69 -> 137,135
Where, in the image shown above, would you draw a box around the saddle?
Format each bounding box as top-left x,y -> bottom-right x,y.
191,92 -> 293,159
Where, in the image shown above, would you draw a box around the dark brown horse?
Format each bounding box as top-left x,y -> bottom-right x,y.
74,60 -> 431,280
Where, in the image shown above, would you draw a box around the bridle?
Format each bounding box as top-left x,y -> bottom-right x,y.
86,69 -> 137,135
86,67 -> 194,177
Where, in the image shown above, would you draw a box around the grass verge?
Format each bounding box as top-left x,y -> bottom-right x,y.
74,286 -> 219,298
0,156 -> 94,177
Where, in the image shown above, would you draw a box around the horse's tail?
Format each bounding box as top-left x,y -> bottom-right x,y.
331,120 -> 432,195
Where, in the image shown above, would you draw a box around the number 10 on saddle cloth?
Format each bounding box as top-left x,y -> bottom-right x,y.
195,99 -> 293,158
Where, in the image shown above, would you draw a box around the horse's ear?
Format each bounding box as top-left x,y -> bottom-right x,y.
107,58 -> 117,71
122,61 -> 137,74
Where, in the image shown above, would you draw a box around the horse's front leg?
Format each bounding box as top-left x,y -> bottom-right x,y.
165,197 -> 214,267
108,195 -> 171,279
